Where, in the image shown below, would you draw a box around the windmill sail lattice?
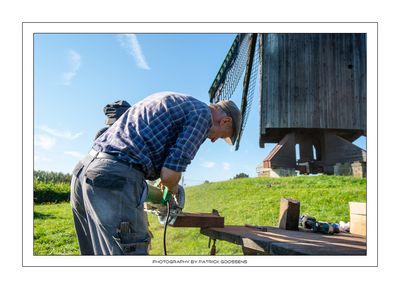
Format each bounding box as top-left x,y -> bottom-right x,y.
209,33 -> 259,150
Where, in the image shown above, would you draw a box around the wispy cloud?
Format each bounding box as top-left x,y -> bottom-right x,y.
35,134 -> 56,150
64,151 -> 85,159
222,162 -> 231,170
202,161 -> 216,168
63,50 -> 81,85
39,125 -> 83,140
118,34 -> 150,70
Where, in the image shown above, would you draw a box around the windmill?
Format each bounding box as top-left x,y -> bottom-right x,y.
209,33 -> 366,176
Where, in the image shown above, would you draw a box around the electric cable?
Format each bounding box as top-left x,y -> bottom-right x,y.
163,199 -> 171,255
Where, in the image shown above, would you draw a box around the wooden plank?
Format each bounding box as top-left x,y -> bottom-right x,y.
200,226 -> 366,255
170,212 -> 224,228
349,202 -> 366,236
350,213 -> 366,236
349,202 -> 366,215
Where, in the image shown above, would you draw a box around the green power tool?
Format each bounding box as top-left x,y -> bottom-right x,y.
143,180 -> 185,255
144,180 -> 185,225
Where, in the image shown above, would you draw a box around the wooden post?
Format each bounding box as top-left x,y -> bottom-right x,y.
279,198 -> 300,230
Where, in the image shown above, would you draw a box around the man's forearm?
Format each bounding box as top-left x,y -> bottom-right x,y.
160,167 -> 181,195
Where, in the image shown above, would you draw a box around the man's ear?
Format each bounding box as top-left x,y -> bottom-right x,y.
220,116 -> 232,126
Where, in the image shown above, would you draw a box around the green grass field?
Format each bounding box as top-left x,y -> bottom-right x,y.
33,175 -> 366,255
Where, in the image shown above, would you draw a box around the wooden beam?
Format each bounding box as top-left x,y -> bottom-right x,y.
322,132 -> 367,166
263,132 -> 296,168
278,198 -> 300,230
170,212 -> 224,228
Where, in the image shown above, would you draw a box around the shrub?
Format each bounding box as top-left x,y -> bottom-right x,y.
34,181 -> 70,204
233,173 -> 249,179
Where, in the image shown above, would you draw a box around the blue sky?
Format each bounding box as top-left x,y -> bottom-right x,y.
34,33 -> 366,186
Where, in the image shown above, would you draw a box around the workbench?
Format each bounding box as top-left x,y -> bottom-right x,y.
200,226 -> 366,255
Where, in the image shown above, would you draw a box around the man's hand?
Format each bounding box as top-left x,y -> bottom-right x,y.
160,167 -> 181,195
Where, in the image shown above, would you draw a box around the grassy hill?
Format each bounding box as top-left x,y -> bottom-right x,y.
33,175 -> 366,255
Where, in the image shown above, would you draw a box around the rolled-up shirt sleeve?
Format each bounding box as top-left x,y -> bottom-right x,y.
163,111 -> 211,172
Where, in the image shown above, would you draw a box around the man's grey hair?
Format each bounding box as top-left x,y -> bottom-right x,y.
209,103 -> 228,116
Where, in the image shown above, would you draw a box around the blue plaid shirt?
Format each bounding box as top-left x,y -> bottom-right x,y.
93,91 -> 212,180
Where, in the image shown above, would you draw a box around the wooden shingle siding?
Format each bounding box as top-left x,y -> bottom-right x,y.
259,33 -> 366,144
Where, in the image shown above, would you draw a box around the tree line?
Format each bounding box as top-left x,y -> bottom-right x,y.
33,170 -> 249,184
34,170 -> 72,183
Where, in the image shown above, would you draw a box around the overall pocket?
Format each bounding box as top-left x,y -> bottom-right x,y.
85,171 -> 126,190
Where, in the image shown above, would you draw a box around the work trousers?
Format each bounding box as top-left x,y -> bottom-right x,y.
70,152 -> 150,255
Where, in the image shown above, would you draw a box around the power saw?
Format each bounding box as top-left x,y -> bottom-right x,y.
143,180 -> 185,225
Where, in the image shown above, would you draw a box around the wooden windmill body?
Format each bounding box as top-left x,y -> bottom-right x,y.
210,33 -> 366,175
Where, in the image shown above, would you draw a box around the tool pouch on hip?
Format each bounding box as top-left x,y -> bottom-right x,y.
112,222 -> 149,255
